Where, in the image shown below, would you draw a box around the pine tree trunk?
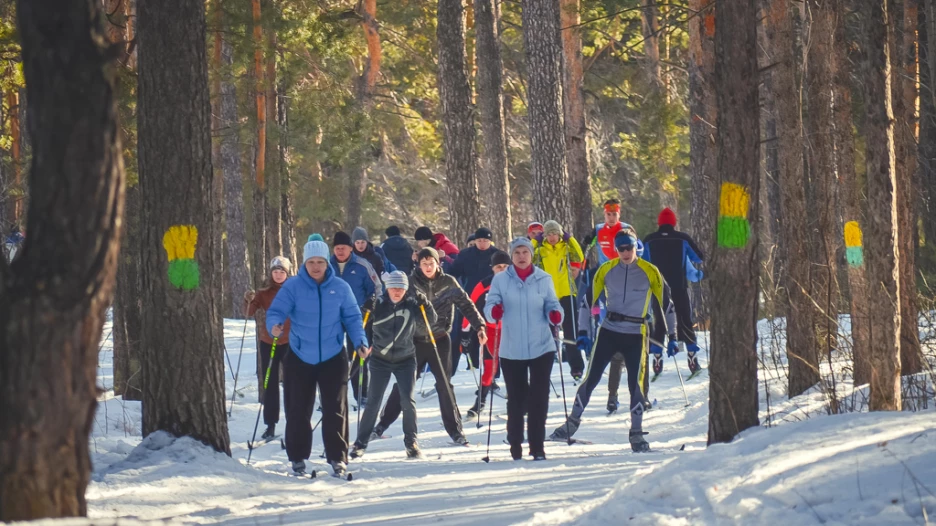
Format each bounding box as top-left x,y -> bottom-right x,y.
561,0 -> 592,239
708,0 -> 760,444
265,26 -> 282,260
919,0 -> 936,272
688,0 -> 717,325
114,184 -> 143,401
860,0 -> 902,411
833,0 -> 872,387
523,0 -> 571,227
251,0 -> 267,287
891,0 -> 923,375
347,0 -> 382,230
475,0 -> 512,244
278,70 -> 297,266
0,0 -> 125,517
137,0 -> 231,453
804,0 -> 839,386
220,34 -> 252,316
438,0 -> 481,244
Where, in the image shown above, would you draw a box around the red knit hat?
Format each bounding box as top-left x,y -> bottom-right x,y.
658,207 -> 677,227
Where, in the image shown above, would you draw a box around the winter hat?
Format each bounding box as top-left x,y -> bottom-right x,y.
543,220 -> 563,236
417,247 -> 440,263
352,227 -> 369,244
382,271 -> 409,291
490,250 -> 511,267
414,226 -> 434,241
270,256 -> 292,274
333,231 -> 353,248
308,233 -> 325,243
509,237 -> 535,256
527,222 -> 544,234
385,225 -> 402,237
474,227 -> 493,241
658,207 -> 677,227
303,241 -> 330,263
466,233 -> 476,244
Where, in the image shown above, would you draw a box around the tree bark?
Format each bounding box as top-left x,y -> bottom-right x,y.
137,0 -> 231,452
438,0 -> 481,244
475,0 -> 513,244
523,0 -> 571,228
265,18 -> 282,260
890,0 -> 923,375
860,0 -> 902,411
708,0 -> 760,444
920,0 -> 936,273
251,0 -> 267,287
113,184 -> 143,401
278,69 -> 297,267
347,0 -> 382,230
833,0 -> 872,387
561,0 -> 592,239
0,0 -> 125,518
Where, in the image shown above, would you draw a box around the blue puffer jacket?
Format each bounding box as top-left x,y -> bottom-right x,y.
484,266 -> 562,361
266,264 -> 367,365
330,253 -> 379,307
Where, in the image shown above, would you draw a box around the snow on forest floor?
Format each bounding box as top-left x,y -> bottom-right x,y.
87,318 -> 936,525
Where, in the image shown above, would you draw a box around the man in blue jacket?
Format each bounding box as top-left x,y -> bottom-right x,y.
268,240 -> 368,478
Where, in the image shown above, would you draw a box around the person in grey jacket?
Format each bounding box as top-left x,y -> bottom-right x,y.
485,237 -> 563,461
351,271 -> 436,460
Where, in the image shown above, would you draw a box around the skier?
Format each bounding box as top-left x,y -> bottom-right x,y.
552,228 -> 677,452
414,226 -> 459,266
642,207 -> 705,375
352,226 -> 396,275
527,222 -> 544,242
331,231 -> 380,408
533,220 -> 586,381
593,199 -> 633,264
449,227 -> 498,374
244,256 -> 293,441
350,271 -> 436,460
4,224 -> 24,262
485,237 -> 563,461
267,240 -> 367,477
372,247 -> 488,445
381,225 -> 415,274
463,249 -> 511,419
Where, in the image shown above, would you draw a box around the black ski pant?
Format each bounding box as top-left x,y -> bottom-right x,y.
258,341 -> 288,427
572,328 -> 646,431
559,295 -> 585,374
356,357 -> 418,449
451,313 -> 481,376
501,351 -> 554,457
283,349 -> 350,464
651,286 -> 697,348
379,334 -> 465,440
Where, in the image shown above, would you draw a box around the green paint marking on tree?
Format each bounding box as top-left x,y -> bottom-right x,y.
846,246 -> 864,268
717,216 -> 750,249
168,258 -> 200,290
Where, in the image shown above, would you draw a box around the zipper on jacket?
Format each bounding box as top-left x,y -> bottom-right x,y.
317,280 -> 323,363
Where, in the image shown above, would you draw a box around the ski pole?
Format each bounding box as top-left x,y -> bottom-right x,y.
482,323 -> 501,463
549,379 -> 560,399
476,339 -> 485,429
552,326 -> 573,445
247,335 -> 279,465
671,353 -> 690,407
420,305 -> 461,430
229,317 -> 250,416
464,340 -> 482,394
355,310 -> 371,431
564,254 -> 580,380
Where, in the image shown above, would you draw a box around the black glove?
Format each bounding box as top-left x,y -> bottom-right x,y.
460,334 -> 472,350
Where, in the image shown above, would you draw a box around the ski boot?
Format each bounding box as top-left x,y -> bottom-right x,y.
643,399 -> 653,412
452,435 -> 470,447
687,352 -> 701,375
510,443 -> 522,460
329,460 -> 349,478
530,450 -> 547,461
406,444 -> 423,459
349,443 -> 365,459
607,394 -> 619,413
549,415 -> 580,441
571,370 -> 583,383
652,354 -> 664,376
291,460 -> 306,475
370,424 -> 387,441
629,430 -> 650,453
261,424 -> 276,441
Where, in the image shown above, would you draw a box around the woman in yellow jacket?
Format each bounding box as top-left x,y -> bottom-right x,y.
534,220 -> 586,380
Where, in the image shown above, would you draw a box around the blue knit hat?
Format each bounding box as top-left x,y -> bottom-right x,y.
382,271 -> 409,291
303,241 -> 330,263
308,233 -> 325,243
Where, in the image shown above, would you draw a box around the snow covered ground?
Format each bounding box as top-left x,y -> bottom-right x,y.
87,318 -> 936,525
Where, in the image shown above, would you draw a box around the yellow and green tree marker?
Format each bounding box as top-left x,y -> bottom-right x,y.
163,225 -> 200,290
717,182 -> 751,249
844,221 -> 864,268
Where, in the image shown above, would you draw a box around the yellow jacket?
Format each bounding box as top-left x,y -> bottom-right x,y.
534,237 -> 584,298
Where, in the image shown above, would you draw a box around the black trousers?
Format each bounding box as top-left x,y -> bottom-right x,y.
283,349 -> 350,464
379,334 -> 464,440
559,295 -> 585,373
258,341 -> 288,427
573,329 -> 646,431
501,352 -> 555,456
651,286 -> 697,346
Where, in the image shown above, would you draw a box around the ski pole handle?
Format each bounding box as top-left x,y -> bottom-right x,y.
352,311 -> 371,363
263,336 -> 279,391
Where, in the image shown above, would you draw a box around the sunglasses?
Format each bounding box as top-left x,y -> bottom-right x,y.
616,245 -> 636,252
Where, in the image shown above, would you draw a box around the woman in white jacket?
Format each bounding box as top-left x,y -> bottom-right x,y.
485,237 -> 563,460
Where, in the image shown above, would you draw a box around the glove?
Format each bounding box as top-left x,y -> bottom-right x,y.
534,232 -> 544,244
576,331 -> 592,353
562,230 -> 571,242
356,345 -> 370,361
460,334 -> 472,350
548,310 -> 563,326
650,342 -> 663,356
491,303 -> 504,321
667,338 -> 680,358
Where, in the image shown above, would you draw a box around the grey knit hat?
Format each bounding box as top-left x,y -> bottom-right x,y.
270,255 -> 292,274
544,220 -> 563,236
509,237 -> 535,256
382,271 -> 409,291
352,227 -> 369,244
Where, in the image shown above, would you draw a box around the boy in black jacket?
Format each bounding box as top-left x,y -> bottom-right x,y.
351,271 -> 436,459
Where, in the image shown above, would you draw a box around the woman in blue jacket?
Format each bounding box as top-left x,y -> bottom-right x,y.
485,237 -> 563,461
268,240 -> 368,478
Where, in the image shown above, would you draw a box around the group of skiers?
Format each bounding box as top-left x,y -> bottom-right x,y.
243,199 -> 705,477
